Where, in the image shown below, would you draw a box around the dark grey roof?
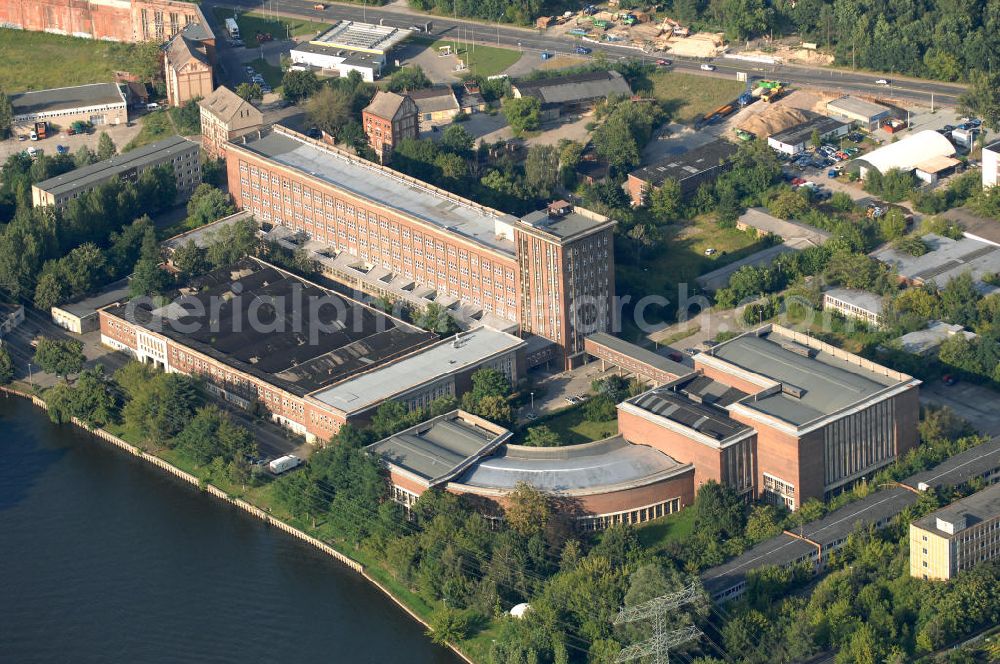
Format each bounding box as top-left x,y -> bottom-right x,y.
34,135 -> 198,197
872,233 -> 1000,294
706,329 -> 902,426
586,332 -> 690,377
409,85 -> 459,114
769,116 -> 850,146
52,278 -> 131,318
904,436 -> 1000,491
518,206 -> 614,241
367,411 -> 509,485
627,378 -> 750,443
10,83 -> 125,117
986,140 -> 1000,153
702,435 -> 1000,599
702,487 -> 916,598
825,96 -> 891,120
456,436 -> 691,494
104,258 -> 437,396
513,70 -> 632,107
629,139 -> 738,187
912,483 -> 1000,536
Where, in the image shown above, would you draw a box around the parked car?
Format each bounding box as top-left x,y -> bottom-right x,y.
145,102 -> 159,110
540,51 -> 553,60
56,144 -> 68,155
17,134 -> 26,142
847,132 -> 864,142
792,176 -> 806,185
704,247 -> 717,256
942,374 -> 958,386
574,46 -> 591,55
667,351 -> 683,362
844,147 -> 861,156
700,63 -> 716,71
25,146 -> 38,158
874,78 -> 890,85
656,58 -> 672,66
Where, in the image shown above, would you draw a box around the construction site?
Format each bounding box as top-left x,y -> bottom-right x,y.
537,6 -> 727,57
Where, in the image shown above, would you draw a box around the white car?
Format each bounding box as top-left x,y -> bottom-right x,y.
145,102 -> 160,110
704,247 -> 717,256
700,63 -> 716,71
874,79 -> 890,85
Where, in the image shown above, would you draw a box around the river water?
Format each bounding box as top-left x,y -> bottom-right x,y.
0,396 -> 460,664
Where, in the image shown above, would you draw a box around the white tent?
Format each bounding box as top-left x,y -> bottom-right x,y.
849,130 -> 956,178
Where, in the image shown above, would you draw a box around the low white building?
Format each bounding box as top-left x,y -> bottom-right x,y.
896,321 -> 977,356
0,303 -> 24,338
289,21 -> 411,82
848,130 -> 958,182
985,140 -> 999,189
767,116 -> 850,155
823,288 -> 884,328
51,278 -> 130,334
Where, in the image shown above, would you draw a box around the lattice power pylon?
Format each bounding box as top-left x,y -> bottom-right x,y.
613,583 -> 704,664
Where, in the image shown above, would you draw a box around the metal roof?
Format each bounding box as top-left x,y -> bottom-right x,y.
703,435 -> 1000,599
10,82 -> 125,118
309,21 -> 411,54
586,332 -> 690,377
455,436 -> 692,494
872,233 -> 1000,294
895,321 -> 976,356
162,211 -> 255,253
51,277 -> 131,318
738,207 -> 831,246
626,377 -> 751,444
367,410 -> 509,485
769,116 -> 850,147
105,258 -> 437,396
232,128 -> 518,255
34,135 -> 198,197
409,86 -> 460,114
513,70 -> 632,106
825,96 -> 891,121
704,327 -> 905,427
850,130 -> 956,175
311,326 -> 525,415
629,139 -> 737,188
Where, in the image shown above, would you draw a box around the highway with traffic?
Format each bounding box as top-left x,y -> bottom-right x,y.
209,0 -> 967,105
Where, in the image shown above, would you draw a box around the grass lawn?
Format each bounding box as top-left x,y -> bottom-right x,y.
616,214 -> 770,338
429,40 -> 521,78
517,405 -> 617,446
248,58 -> 284,89
636,506 -> 697,551
123,110 -> 177,152
213,7 -> 329,45
649,71 -> 744,125
0,28 -> 156,91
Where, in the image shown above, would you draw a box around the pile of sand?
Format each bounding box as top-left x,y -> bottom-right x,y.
738,106 -> 810,139
666,32 -> 726,58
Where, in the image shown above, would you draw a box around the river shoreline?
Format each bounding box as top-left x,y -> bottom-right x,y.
1,385 -> 474,664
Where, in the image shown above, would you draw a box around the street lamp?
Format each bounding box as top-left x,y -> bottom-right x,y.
530,391 -> 534,411
27,361 -> 33,387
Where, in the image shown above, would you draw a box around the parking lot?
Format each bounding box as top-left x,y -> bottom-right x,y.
0,120 -> 144,161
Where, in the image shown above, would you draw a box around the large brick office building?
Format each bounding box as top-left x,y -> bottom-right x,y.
99,258 -> 527,442
225,126 -> 616,368
0,0 -> 207,43
618,325 -> 920,509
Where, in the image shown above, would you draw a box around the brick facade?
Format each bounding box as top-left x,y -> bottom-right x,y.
0,0 -> 204,43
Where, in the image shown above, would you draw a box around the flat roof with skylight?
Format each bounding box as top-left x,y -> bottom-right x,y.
698,325 -> 917,428
311,326 -> 525,415
309,21 -> 411,54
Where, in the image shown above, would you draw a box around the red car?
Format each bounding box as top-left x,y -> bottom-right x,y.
791,177 -> 806,186
656,58 -> 672,66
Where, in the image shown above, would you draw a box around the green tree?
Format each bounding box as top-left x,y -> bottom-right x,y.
186,183 -> 235,228
472,394 -> 514,426
505,481 -> 549,537
306,85 -> 355,139
523,144 -> 560,198
649,178 -> 682,220
960,69 -> 1000,131
414,302 -> 458,334
171,239 -> 209,278
96,132 -> 117,161
387,66 -> 430,93
694,481 -> 745,539
0,87 -> 11,139
502,96 -> 541,135
129,226 -> 171,297
205,216 -> 259,268
768,187 -> 810,220
281,70 -> 321,103
426,606 -> 470,645
441,124 -> 474,155
811,128 -> 823,150
0,345 -> 14,384
745,504 -> 783,542
74,145 -> 98,167
235,82 -> 263,102
879,208 -> 908,241
33,338 -> 85,379
523,425 -> 560,447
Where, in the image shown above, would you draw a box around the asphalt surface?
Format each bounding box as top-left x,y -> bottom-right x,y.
207,0 -> 966,106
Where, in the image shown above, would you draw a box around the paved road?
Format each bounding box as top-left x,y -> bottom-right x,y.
207,0 -> 966,106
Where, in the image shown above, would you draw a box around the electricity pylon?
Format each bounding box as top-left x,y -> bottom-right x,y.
613,582 -> 703,664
